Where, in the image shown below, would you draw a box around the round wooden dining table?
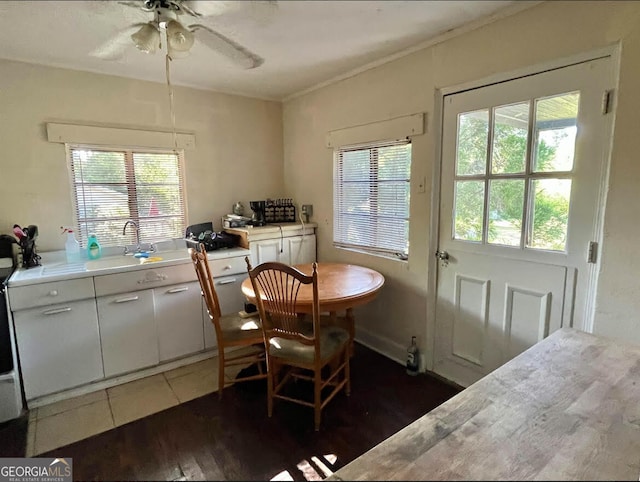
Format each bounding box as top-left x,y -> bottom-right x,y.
241,262 -> 385,353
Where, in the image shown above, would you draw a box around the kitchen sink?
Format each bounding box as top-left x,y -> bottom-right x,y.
41,262 -> 86,276
84,250 -> 189,271
85,256 -> 146,271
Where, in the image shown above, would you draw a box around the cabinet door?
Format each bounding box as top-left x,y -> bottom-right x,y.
286,235 -> 317,264
203,273 -> 249,349
154,281 -> 204,362
13,299 -> 103,400
97,290 -> 159,378
250,239 -> 288,265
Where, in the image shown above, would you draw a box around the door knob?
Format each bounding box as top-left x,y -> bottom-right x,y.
435,250 -> 450,267
435,250 -> 449,260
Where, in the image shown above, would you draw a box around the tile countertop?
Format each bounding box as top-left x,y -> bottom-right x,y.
8,240 -> 251,287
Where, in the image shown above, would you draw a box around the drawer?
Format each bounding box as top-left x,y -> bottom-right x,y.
207,255 -> 247,278
9,278 -> 96,311
95,263 -> 197,297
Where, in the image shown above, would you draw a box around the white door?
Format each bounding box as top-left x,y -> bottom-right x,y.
434,56 -> 614,387
98,289 -> 159,377
286,235 -> 317,264
250,239 -> 288,265
14,299 -> 103,399
155,281 -> 204,362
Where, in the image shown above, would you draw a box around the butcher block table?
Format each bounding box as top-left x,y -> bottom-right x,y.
329,328 -> 640,481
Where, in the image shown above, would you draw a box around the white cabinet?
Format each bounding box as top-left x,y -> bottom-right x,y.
96,254 -> 248,372
9,278 -> 96,310
97,289 -> 158,378
155,281 -> 204,361
285,234 -> 317,265
9,247 -> 251,400
251,234 -> 316,265
14,298 -> 103,400
226,223 -> 317,266
251,238 -> 288,264
95,263 -> 204,376
94,263 -> 196,296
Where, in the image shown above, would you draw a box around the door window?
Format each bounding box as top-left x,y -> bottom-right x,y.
452,91 -> 580,252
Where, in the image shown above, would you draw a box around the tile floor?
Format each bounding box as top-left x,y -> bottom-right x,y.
26,354 -> 247,456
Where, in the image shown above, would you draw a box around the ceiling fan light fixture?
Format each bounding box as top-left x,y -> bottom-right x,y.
166,20 -> 195,53
131,23 -> 160,54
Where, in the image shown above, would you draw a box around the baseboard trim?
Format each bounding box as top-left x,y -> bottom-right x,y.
27,349 -> 218,409
355,328 -> 460,388
355,326 -> 406,368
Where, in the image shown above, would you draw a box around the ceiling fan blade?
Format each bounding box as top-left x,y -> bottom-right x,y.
182,1 -> 277,20
177,1 -> 203,18
181,1 -> 234,18
89,23 -> 147,61
190,24 -> 264,69
117,1 -> 143,9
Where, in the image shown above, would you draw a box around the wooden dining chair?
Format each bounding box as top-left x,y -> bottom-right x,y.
245,258 -> 351,431
189,244 -> 266,398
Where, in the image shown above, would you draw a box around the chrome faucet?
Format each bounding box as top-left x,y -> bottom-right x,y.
122,220 -> 141,254
122,220 -> 156,255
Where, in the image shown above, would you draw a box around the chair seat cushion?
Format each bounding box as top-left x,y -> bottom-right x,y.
269,324 -> 349,364
219,313 -> 263,343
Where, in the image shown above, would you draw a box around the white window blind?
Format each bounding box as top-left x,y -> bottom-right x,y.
333,139 -> 411,258
68,146 -> 187,247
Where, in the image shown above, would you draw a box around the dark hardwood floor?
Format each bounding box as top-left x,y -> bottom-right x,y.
0,412 -> 28,457
1,343 -> 462,481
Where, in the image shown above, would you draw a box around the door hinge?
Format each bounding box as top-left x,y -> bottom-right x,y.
602,90 -> 614,115
587,241 -> 598,264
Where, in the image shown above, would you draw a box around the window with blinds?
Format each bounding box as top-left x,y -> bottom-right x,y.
333,139 -> 412,259
68,146 -> 187,247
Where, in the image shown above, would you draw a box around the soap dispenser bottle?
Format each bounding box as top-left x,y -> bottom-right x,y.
87,233 -> 102,260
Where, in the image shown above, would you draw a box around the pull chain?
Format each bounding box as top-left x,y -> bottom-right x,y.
165,52 -> 178,151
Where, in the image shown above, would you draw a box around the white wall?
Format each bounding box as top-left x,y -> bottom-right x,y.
0,60 -> 284,252
282,1 -> 640,362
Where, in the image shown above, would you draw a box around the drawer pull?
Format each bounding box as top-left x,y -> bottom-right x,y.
48,290 -> 59,296
223,265 -> 232,271
42,307 -> 72,315
167,286 -> 189,294
115,296 -> 140,303
217,279 -> 236,285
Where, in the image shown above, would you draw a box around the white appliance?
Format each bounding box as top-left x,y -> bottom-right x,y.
0,257 -> 23,422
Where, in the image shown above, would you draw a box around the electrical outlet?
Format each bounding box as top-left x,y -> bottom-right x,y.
301,204 -> 313,216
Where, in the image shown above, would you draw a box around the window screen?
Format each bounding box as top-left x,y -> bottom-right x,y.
68,146 -> 187,247
333,139 -> 411,259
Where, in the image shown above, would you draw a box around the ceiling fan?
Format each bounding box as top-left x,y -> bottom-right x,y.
91,0 -> 274,69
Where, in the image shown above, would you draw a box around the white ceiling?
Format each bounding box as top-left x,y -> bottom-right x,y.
0,0 -> 525,100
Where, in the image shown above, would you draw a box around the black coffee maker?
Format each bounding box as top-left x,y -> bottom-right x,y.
249,200 -> 266,226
